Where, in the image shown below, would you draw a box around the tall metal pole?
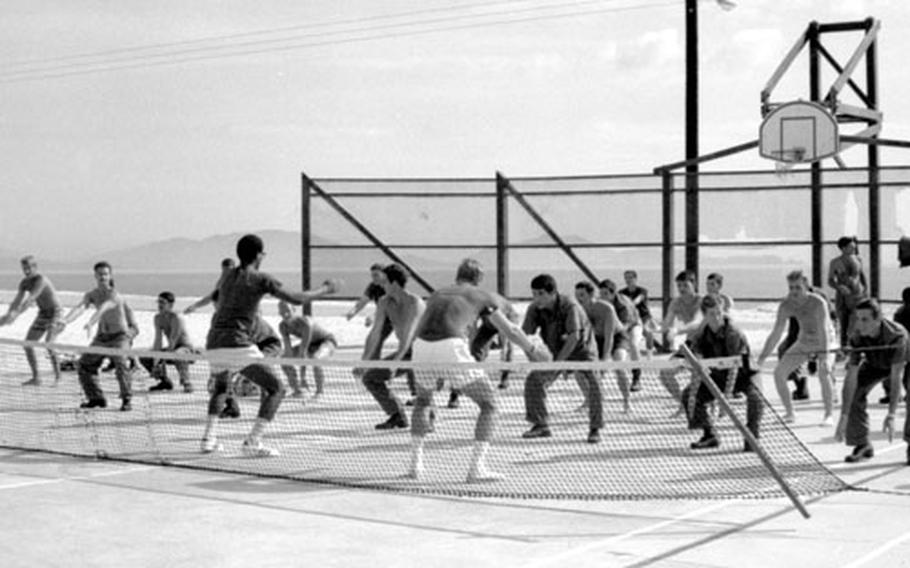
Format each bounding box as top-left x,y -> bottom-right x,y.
865,17 -> 880,298
495,173 -> 510,297
685,0 -> 700,280
808,22 -> 824,288
301,173 -> 313,316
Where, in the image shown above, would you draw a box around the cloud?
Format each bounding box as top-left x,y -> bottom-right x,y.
615,28 -> 681,71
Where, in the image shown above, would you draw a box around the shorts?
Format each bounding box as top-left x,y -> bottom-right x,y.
206,345 -> 263,374
411,337 -> 486,391
307,337 -> 338,357
28,309 -> 62,337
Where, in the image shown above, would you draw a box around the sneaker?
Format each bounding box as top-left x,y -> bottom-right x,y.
149,381 -> 174,392
242,438 -> 279,458
79,398 -> 107,409
447,391 -> 461,409
120,398 -> 132,412
630,371 -> 641,392
182,383 -> 194,394
879,395 -> 891,404
743,441 -> 755,453
522,424 -> 552,439
21,378 -> 41,386
466,468 -> 505,483
587,428 -> 602,444
844,444 -> 874,463
375,413 -> 408,430
201,437 -> 223,454
690,435 -> 720,450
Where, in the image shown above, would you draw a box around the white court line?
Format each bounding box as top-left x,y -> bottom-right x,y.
0,465 -> 156,491
840,530 -> 910,568
525,500 -> 737,568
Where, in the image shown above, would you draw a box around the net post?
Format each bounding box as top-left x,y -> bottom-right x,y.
679,345 -> 812,519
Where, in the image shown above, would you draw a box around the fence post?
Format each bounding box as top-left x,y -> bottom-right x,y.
496,172 -> 510,297
301,172 -> 313,316
661,170 -> 675,318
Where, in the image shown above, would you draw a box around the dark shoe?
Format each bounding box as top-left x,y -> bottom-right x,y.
405,398 -> 415,407
879,395 -> 891,404
219,397 -> 241,419
792,376 -> 809,400
498,371 -> 510,390
149,380 -> 174,392
183,383 -> 194,394
630,377 -> 641,393
743,441 -> 755,453
447,391 -> 461,409
587,428 -> 602,444
375,413 -> 408,430
690,435 -> 720,450
844,444 -> 874,463
80,398 -> 107,409
522,425 -> 552,439
120,398 -> 132,412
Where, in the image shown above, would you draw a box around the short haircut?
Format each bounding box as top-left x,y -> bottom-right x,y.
854,297 -> 881,318
700,294 -> 720,312
837,235 -> 858,250
706,272 -> 723,285
383,263 -> 408,287
623,270 -> 638,279
237,234 -> 264,265
455,258 -> 483,285
158,291 -> 175,304
221,258 -> 235,269
786,270 -> 808,284
575,281 -> 595,294
902,286 -> 910,305
369,263 -> 384,271
530,274 -> 557,294
93,261 -> 112,273
598,279 -> 617,294
675,270 -> 696,284
20,255 -> 36,266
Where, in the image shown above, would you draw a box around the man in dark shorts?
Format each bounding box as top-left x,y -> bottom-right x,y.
0,255 -> 63,385
359,264 -> 424,430
407,258 -> 549,482
60,262 -> 139,411
278,300 -> 337,399
835,298 -> 910,464
681,295 -> 763,451
200,234 -> 339,457
522,274 -> 604,444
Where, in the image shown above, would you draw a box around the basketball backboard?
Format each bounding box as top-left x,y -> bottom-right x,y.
759,100 -> 840,163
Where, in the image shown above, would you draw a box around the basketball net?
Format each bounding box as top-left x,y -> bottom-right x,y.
773,147 -> 805,181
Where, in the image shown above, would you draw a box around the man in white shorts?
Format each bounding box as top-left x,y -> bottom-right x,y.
407,258 -> 549,483
757,270 -> 837,424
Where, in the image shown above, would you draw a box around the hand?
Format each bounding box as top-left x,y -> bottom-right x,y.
321,278 -> 343,295
527,344 -> 552,362
883,414 -> 895,443
183,306 -> 195,315
834,415 -> 847,442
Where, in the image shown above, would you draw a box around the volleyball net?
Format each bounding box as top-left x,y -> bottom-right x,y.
0,337 -> 847,502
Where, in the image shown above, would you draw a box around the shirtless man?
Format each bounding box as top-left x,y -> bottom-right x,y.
757,270 -> 837,424
200,234 -> 339,457
827,236 -> 868,347
574,281 -> 632,413
660,270 -> 703,353
60,262 -> 139,411
278,300 -> 337,399
360,263 -> 424,430
599,279 -> 643,392
705,272 -> 734,313
140,291 -> 195,393
0,256 -> 63,385
407,258 -> 549,482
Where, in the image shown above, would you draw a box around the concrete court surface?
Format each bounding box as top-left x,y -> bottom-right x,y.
1,430 -> 910,568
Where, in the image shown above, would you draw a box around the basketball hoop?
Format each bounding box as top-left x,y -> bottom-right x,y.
774,159 -> 796,180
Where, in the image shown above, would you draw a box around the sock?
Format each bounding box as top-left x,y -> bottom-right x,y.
249,418 -> 268,441
470,441 -> 490,473
410,436 -> 425,472
203,415 -> 217,440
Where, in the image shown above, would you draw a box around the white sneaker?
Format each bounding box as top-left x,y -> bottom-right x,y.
403,463 -> 424,480
242,438 -> 279,458
820,414 -> 834,426
201,437 -> 223,454
467,468 -> 505,483
783,412 -> 796,424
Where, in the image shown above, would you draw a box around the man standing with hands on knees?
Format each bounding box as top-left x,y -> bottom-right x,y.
835,298 -> 910,464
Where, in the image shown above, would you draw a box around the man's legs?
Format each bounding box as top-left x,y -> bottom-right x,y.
773,352 -> 807,422
77,350 -> 107,407
461,376 -> 503,481
845,367 -> 883,461
22,322 -> 45,385
816,353 -> 836,423
613,348 -> 632,413
202,370 -> 233,452
236,362 -> 285,456
523,370 -> 559,437
362,367 -> 408,429
684,380 -> 719,448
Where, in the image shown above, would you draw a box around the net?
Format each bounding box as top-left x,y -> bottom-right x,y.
0,337 -> 847,501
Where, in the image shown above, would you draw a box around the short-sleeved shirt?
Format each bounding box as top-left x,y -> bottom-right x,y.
522,294 -> 597,361
154,311 -> 192,350
848,319 -> 909,373
619,285 -> 652,320
84,288 -> 133,336
207,267 -> 283,349
19,274 -> 61,319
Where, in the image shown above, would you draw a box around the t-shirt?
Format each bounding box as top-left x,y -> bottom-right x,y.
522,294 -> 597,361
848,318 -> 909,373
207,267 -> 283,349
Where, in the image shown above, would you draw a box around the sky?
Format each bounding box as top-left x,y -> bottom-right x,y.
1,0 -> 908,259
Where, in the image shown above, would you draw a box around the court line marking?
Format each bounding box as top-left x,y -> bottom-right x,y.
0,465 -> 156,491
840,529 -> 910,568
525,500 -> 736,568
